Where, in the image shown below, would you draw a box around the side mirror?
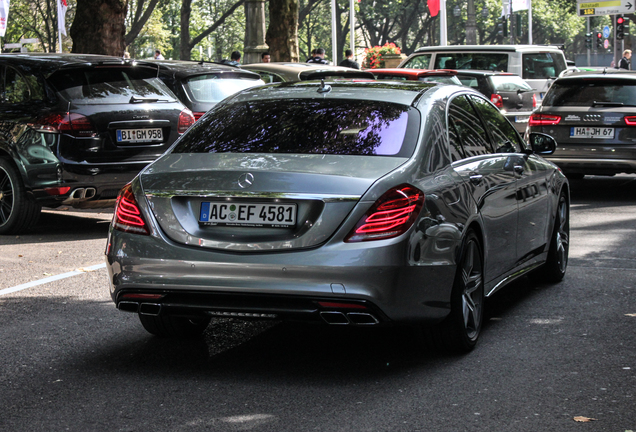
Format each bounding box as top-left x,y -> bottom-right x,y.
527,132 -> 557,155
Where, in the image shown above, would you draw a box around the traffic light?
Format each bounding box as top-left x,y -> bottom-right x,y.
617,15 -> 625,40
596,31 -> 603,49
497,16 -> 508,38
585,32 -> 593,49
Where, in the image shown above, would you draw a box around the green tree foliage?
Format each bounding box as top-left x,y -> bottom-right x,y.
3,0 -> 76,52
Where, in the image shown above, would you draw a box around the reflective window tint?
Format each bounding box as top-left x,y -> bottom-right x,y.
470,95 -> 523,153
184,75 -> 262,103
522,52 -> 566,80
448,95 -> 492,157
448,117 -> 465,162
173,99 -> 419,157
3,67 -> 43,103
542,79 -> 636,107
433,54 -> 508,71
402,54 -> 432,69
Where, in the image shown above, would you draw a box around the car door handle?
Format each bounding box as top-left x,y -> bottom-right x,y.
469,173 -> 483,185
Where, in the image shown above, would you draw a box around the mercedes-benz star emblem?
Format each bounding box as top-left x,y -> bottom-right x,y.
238,172 -> 254,189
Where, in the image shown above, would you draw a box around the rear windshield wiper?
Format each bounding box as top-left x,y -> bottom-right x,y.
592,101 -> 627,107
129,96 -> 167,103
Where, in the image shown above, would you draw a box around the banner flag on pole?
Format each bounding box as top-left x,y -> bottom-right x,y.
57,0 -> 67,36
428,0 -> 440,17
0,0 -> 10,38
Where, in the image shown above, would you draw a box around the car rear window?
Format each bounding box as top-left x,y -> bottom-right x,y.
490,75 -> 533,92
542,78 -> 636,106
184,75 -> 263,103
172,98 -> 420,157
522,52 -> 566,79
47,66 -> 177,104
433,53 -> 508,71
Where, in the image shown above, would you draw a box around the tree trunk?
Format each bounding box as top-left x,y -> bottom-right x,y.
180,0 -> 193,60
70,0 -> 128,55
266,0 -> 299,62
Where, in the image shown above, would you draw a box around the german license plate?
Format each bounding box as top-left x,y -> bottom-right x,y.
570,127 -> 614,139
199,202 -> 297,227
116,128 -> 163,143
515,116 -> 529,123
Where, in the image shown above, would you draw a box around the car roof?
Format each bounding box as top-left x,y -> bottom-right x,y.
242,62 -> 373,81
369,68 -> 458,78
412,45 -> 565,54
0,53 -> 136,74
453,70 -> 516,77
554,69 -> 636,80
140,59 -> 262,80
227,80 -> 440,106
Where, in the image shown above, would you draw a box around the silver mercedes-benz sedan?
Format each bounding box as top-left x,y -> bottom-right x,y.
105,80 -> 569,352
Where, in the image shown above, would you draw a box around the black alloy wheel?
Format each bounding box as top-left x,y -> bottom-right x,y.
0,158 -> 41,235
427,229 -> 484,353
542,191 -> 569,282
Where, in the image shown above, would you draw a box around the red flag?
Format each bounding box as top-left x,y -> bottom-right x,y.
427,0 -> 440,17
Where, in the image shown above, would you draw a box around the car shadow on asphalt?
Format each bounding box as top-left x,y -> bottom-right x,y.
568,174 -> 636,205
0,208 -> 112,245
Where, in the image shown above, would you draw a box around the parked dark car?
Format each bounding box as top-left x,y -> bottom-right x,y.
367,68 -> 462,85
454,70 -> 538,134
106,80 -> 569,352
241,62 -> 375,83
146,60 -> 264,120
528,69 -> 636,178
0,53 -> 195,234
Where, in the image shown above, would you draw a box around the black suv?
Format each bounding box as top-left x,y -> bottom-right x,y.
147,60 -> 264,120
454,70 -> 538,133
528,69 -> 636,178
0,53 -> 195,234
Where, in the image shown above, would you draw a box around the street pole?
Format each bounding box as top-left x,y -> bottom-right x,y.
350,0 -> 355,59
587,17 -> 591,66
331,0 -> 337,64
440,0 -> 447,46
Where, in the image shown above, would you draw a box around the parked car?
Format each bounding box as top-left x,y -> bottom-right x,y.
399,45 -> 568,102
146,60 -> 264,120
0,53 -> 195,235
454,70 -> 538,133
241,62 -> 375,82
106,80 -> 569,352
367,68 -> 462,85
527,69 -> 636,178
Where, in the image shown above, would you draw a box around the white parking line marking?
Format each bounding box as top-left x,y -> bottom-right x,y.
0,263 -> 106,296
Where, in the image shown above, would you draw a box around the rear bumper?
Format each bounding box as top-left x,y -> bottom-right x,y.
545,156 -> 636,175
105,228 -> 457,326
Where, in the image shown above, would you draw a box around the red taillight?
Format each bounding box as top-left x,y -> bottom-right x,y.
178,109 -> 196,133
112,184 -> 149,235
36,113 -> 97,137
528,113 -> 561,127
193,112 -> 206,121
624,116 -> 636,125
345,185 -> 424,243
491,94 -> 503,109
532,93 -> 537,109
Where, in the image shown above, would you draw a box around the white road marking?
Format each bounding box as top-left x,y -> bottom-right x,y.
0,263 -> 106,296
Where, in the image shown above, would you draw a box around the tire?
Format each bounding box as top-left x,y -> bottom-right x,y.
427,230 -> 485,353
0,158 -> 41,235
541,191 -> 569,282
138,313 -> 211,339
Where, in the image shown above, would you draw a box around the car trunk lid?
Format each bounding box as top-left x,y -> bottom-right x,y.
141,153 -> 408,251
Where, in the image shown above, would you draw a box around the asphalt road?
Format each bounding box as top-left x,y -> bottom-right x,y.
0,175 -> 635,432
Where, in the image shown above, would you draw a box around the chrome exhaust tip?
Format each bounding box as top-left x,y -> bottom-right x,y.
320,311 -> 350,325
139,303 -> 162,316
347,312 -> 379,325
117,301 -> 139,313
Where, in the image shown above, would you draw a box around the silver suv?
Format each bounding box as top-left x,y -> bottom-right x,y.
399,45 -> 568,102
